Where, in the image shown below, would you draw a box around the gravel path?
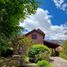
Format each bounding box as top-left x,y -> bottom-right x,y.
50,57 -> 67,67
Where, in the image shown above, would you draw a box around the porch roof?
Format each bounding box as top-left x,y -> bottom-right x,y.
44,41 -> 60,49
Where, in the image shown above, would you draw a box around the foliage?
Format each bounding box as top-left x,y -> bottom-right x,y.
5,48 -> 13,57
0,58 -> 18,67
1,48 -> 13,57
12,36 -> 34,64
0,35 -> 10,56
0,0 -> 39,56
14,36 -> 34,66
35,51 -> 50,62
28,44 -> 51,63
19,36 -> 34,56
60,40 -> 67,60
0,0 -> 39,38
36,60 -> 50,67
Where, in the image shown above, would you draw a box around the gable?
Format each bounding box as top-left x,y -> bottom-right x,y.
25,29 -> 45,38
25,31 -> 44,39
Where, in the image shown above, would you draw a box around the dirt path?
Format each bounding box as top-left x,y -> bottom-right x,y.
50,57 -> 67,67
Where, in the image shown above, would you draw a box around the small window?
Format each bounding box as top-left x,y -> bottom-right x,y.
32,34 -> 37,39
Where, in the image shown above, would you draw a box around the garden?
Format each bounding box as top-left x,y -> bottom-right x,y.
0,36 -> 53,67
0,37 -> 67,67
0,0 -> 67,67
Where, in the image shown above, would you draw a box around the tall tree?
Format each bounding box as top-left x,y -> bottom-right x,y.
0,0 -> 39,37
0,0 -> 39,53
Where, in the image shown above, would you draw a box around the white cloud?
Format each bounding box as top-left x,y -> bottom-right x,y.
19,8 -> 67,40
53,0 -> 67,13
20,8 -> 52,32
54,0 -> 64,7
61,3 -> 67,11
46,25 -> 67,40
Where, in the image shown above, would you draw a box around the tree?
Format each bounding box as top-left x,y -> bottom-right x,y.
14,36 -> 34,65
0,0 -> 39,38
0,0 -> 39,56
18,36 -> 34,56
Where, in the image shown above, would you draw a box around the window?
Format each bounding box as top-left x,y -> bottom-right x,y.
32,34 -> 37,39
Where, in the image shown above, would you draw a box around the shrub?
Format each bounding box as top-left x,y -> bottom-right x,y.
1,48 -> 13,57
28,44 -> 51,63
36,60 -> 50,67
18,36 -> 34,56
60,40 -> 67,60
1,50 -> 6,57
6,48 -> 13,57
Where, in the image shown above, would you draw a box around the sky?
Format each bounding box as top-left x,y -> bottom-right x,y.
19,0 -> 67,40
37,0 -> 67,25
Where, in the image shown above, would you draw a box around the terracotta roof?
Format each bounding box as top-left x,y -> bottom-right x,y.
25,29 -> 45,37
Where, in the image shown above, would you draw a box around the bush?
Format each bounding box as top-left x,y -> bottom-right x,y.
18,36 -> 34,56
6,48 -> 13,57
1,48 -> 13,57
28,44 -> 51,63
36,60 -> 50,67
60,53 -> 67,60
60,40 -> 67,60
